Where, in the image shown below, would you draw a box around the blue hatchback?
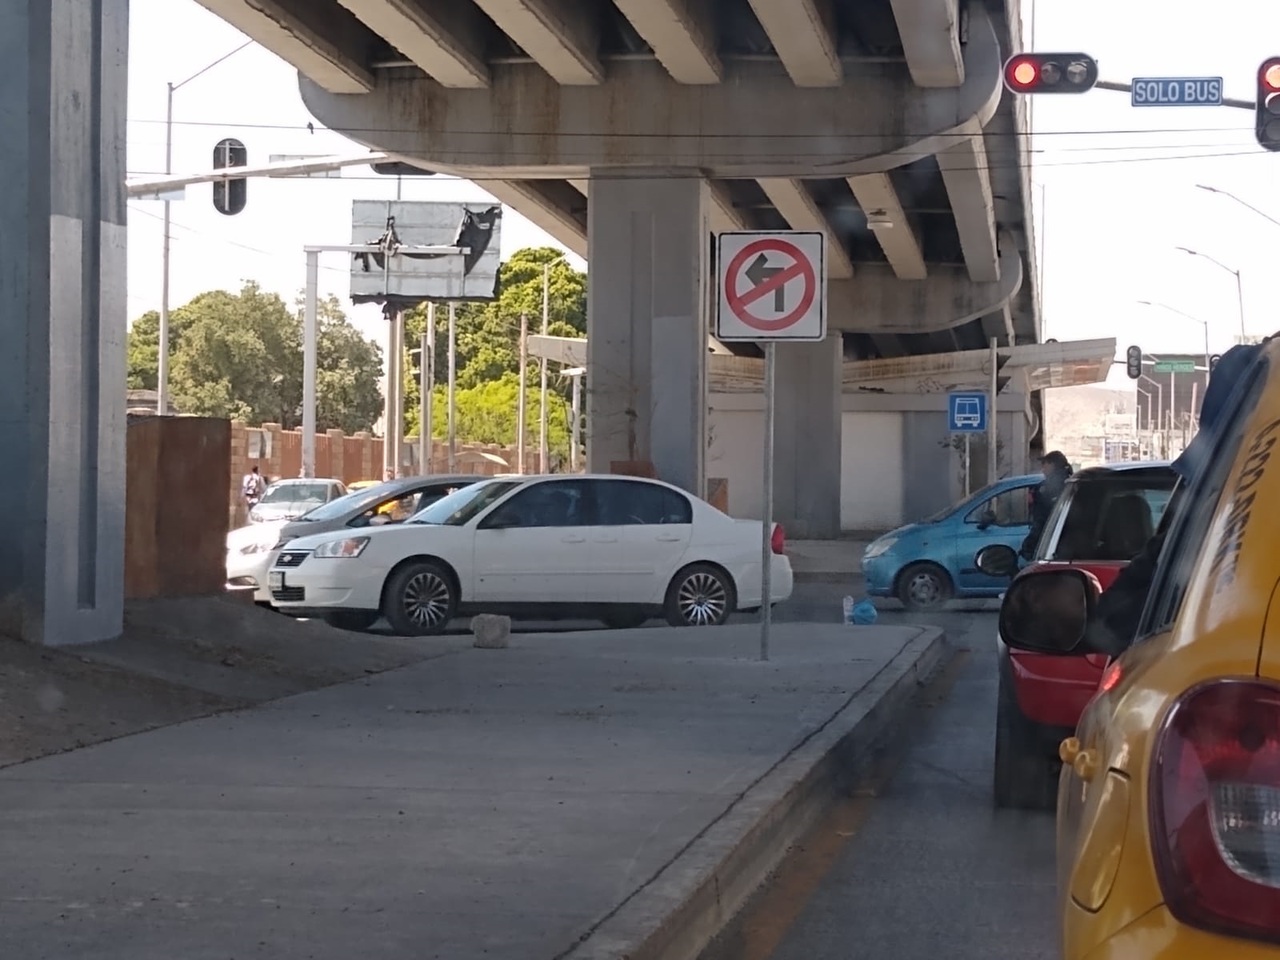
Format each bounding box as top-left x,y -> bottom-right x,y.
862,473 -> 1041,610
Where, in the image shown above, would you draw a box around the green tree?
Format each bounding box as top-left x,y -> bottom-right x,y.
423,372 -> 574,465
125,282 -> 384,431
402,246 -> 586,440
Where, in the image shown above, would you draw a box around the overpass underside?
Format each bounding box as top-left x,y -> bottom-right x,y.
196,0 -> 1045,539
1,1 -> 1050,646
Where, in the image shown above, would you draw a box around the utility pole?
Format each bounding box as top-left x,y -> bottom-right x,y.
156,39 -> 254,417
422,303 -> 435,474
384,307 -> 403,478
539,263 -> 551,472
447,302 -> 457,472
518,313 -> 528,474
570,373 -> 581,472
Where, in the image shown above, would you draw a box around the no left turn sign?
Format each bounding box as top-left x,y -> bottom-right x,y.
715,231 -> 827,342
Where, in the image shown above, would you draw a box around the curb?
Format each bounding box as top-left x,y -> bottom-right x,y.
561,626 -> 951,960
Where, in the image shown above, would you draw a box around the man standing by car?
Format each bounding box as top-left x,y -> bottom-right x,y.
1019,450 -> 1073,560
242,465 -> 266,512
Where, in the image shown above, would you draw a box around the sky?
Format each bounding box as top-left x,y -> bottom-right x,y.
126,0 -> 1280,388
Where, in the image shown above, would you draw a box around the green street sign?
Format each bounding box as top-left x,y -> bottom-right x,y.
1153,359 -> 1195,374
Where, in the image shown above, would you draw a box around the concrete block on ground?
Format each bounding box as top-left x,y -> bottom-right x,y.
471,613 -> 511,648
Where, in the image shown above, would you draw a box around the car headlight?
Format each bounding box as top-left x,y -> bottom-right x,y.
863,537 -> 898,560
271,536 -> 296,551
239,540 -> 273,555
312,537 -> 370,559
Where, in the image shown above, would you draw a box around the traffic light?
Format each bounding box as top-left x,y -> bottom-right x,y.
371,161 -> 436,177
1256,57 -> 1280,151
212,137 -> 247,215
1126,345 -> 1143,379
1003,53 -> 1098,94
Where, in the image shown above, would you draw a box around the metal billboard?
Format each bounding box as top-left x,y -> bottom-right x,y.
349,200 -> 503,307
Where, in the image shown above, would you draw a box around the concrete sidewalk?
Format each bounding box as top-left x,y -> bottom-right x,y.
0,622 -> 946,960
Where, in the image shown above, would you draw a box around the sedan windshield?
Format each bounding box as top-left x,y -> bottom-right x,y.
410,480 -> 520,526
260,482 -> 332,504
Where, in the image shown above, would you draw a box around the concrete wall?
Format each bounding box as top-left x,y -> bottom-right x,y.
125,417 -> 230,600
709,391 -> 1031,533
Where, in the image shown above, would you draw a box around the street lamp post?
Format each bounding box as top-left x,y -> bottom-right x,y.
1138,374 -> 1165,458
1137,300 -> 1211,391
1197,183 -> 1280,229
1175,246 -> 1246,344
156,39 -> 254,416
539,254 -> 567,473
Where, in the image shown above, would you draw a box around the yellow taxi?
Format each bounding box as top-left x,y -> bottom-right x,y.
985,338 -> 1280,958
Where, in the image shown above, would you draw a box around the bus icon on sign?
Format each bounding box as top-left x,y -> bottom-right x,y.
948,392 -> 987,432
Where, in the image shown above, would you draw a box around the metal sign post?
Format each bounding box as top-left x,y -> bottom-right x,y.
760,342 -> 777,660
988,337 -> 999,485
715,230 -> 828,662
947,392 -> 988,497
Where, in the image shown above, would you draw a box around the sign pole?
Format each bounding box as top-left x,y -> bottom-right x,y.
423,303 -> 435,474
963,434 -> 971,497
301,250 -> 319,479
988,337 -> 999,484
760,341 -> 776,662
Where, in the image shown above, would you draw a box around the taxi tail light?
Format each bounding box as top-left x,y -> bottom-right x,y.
770,523 -> 786,555
1150,679 -> 1280,944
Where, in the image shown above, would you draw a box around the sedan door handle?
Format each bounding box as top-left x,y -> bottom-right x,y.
561,535 -> 587,543
593,537 -> 619,544
655,534 -> 683,542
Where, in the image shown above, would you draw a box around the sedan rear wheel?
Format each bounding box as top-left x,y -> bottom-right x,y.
664,564 -> 735,627
383,561 -> 457,636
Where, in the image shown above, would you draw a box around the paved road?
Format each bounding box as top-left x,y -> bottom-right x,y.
700,606 -> 1059,960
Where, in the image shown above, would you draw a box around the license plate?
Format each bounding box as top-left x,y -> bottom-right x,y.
268,571 -> 285,590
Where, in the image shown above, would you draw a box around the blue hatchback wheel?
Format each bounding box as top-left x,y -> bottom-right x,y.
896,562 -> 953,611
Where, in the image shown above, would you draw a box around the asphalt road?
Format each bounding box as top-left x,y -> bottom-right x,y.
699,605 -> 1060,960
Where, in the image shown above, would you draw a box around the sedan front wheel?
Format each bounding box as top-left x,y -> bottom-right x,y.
383,561 -> 458,636
664,564 -> 735,627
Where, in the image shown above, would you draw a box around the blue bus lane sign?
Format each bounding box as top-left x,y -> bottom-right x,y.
1131,77 -> 1223,106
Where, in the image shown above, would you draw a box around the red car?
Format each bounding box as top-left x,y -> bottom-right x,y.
988,461 -> 1178,809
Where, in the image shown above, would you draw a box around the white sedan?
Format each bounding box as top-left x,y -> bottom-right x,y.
266,474 -> 794,634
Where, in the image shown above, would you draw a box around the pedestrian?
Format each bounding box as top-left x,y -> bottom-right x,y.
242,464 -> 266,511
1019,450 -> 1073,559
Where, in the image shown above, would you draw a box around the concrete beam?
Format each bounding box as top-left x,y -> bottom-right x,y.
471,0 -> 603,85
846,173 -> 927,280
980,307 -> 1015,346
888,0 -> 964,87
613,0 -> 721,84
335,0 -> 489,88
756,178 -> 853,279
568,178 -> 589,196
482,180 -> 587,257
193,0 -> 376,94
708,181 -> 744,233
299,0 -> 1005,176
936,134 -> 1000,283
745,0 -> 841,87
828,238 -> 1023,335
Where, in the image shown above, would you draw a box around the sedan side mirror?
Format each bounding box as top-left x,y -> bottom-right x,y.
998,569 -> 1102,655
975,543 -> 1019,577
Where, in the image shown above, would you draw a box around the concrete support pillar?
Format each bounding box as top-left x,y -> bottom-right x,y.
772,335 -> 843,538
585,173 -> 709,496
0,1 -> 128,646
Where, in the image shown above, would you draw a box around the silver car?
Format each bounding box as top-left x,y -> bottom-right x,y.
228,475 -> 487,623
248,478 -> 348,523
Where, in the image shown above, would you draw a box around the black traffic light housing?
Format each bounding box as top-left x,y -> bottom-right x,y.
212,137 -> 247,215
1126,345 -> 1143,380
1256,57 -> 1280,151
372,161 -> 437,177
1003,53 -> 1099,95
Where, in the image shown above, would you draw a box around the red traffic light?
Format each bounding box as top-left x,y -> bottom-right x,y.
1256,57 -> 1280,151
1003,53 -> 1098,94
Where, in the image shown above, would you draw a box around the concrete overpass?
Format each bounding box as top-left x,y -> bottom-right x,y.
191,0 -> 1051,539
